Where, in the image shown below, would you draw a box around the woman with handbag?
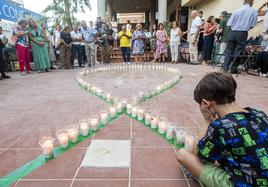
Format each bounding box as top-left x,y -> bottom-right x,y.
28,18 -> 50,73
14,19 -> 30,75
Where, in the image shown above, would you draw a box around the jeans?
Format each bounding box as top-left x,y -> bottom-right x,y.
71,44 -> 82,66
121,47 -> 131,62
223,31 -> 248,72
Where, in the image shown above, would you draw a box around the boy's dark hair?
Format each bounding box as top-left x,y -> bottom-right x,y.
194,72 -> 237,105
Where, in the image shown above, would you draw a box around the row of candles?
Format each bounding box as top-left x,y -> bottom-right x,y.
39,106 -> 120,158
79,64 -> 178,76
39,100 -> 195,158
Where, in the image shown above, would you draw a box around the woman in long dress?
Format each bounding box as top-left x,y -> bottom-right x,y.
28,18 -> 50,72
156,23 -> 168,62
132,23 -> 145,63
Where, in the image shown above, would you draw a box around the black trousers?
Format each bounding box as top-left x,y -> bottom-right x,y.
0,46 -> 6,75
71,44 -> 82,66
257,51 -> 268,74
81,45 -> 87,64
223,31 -> 248,72
203,34 -> 215,61
121,47 -> 130,62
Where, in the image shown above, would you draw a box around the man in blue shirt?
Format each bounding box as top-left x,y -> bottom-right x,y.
80,20 -> 98,67
223,0 -> 258,73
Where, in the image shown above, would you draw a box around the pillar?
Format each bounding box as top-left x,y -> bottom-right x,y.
149,0 -> 156,32
97,0 -> 106,19
107,0 -> 113,21
158,0 -> 167,23
145,11 -> 150,29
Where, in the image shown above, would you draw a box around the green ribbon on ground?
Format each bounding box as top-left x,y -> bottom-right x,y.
0,74 -> 182,187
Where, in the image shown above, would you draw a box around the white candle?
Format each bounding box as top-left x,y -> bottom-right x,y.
166,123 -> 175,140
126,104 -> 132,114
132,106 -> 137,118
156,85 -> 162,93
106,93 -> 112,102
100,111 -> 109,125
137,108 -> 145,121
67,126 -> 79,143
116,102 -> 123,113
39,137 -> 54,158
109,107 -> 116,117
175,128 -> 185,146
185,133 -> 196,151
80,120 -> 89,136
150,116 -> 158,129
90,116 -> 99,131
158,118 -> 168,134
56,130 -> 69,148
144,112 -> 151,125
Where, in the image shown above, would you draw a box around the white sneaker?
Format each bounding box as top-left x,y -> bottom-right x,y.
260,73 -> 267,77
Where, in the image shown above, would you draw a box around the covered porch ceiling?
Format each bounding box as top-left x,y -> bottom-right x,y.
110,0 -> 174,13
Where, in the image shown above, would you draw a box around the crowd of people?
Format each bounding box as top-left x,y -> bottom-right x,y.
0,0 -> 267,80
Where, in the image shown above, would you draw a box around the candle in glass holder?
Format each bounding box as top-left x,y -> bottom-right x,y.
166,123 -> 175,140
121,99 -> 128,107
116,102 -> 123,113
150,116 -> 158,129
108,106 -> 117,117
144,112 -> 151,125
100,110 -> 109,125
91,86 -> 96,93
67,125 -> 79,143
79,119 -> 89,136
56,130 -> 69,148
137,107 -> 145,121
39,136 -> 54,158
132,106 -> 137,118
90,116 -> 99,131
174,128 -> 185,146
96,88 -> 102,96
106,93 -> 112,102
156,85 -> 162,93
126,104 -> 132,114
185,133 -> 196,151
158,117 -> 168,134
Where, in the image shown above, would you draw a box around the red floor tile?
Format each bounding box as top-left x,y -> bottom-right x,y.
76,167 -> 129,179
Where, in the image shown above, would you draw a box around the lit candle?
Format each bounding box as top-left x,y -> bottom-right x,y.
90,116 -> 99,131
39,136 -> 54,158
166,123 -> 175,140
67,125 -> 79,143
174,128 -> 185,146
150,116 -> 158,129
79,119 -> 89,136
106,93 -> 112,102
132,106 -> 137,118
109,106 -> 117,118
185,133 -> 196,151
144,112 -> 151,125
116,102 -> 123,113
56,130 -> 69,148
158,117 -> 168,134
121,99 -> 128,107
156,85 -> 162,93
99,110 -> 109,125
137,107 -> 145,121
126,104 -> 132,114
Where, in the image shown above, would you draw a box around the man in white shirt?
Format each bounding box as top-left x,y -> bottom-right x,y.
70,26 -> 83,67
188,10 -> 202,65
53,24 -> 62,61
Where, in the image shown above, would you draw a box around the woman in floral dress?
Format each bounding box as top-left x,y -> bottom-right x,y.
132,24 -> 145,63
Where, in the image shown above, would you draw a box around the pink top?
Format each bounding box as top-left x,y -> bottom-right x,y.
204,22 -> 216,36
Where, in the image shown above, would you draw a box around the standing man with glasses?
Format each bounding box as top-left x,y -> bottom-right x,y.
70,26 -> 83,68
80,21 -> 98,67
223,0 -> 258,73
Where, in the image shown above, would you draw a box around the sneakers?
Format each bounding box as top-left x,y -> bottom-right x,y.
21,71 -> 27,76
260,73 -> 267,77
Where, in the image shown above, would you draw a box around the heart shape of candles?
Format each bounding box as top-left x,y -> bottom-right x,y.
77,64 -> 181,105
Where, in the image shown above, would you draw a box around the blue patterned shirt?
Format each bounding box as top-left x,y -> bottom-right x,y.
198,108 -> 268,187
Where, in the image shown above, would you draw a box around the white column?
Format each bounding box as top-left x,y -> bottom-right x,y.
158,0 -> 167,23
107,1 -> 112,21
97,0 -> 106,19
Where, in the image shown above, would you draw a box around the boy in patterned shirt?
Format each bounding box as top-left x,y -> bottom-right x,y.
177,72 -> 268,187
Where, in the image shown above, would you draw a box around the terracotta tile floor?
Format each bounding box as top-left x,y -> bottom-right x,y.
0,63 -> 267,187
